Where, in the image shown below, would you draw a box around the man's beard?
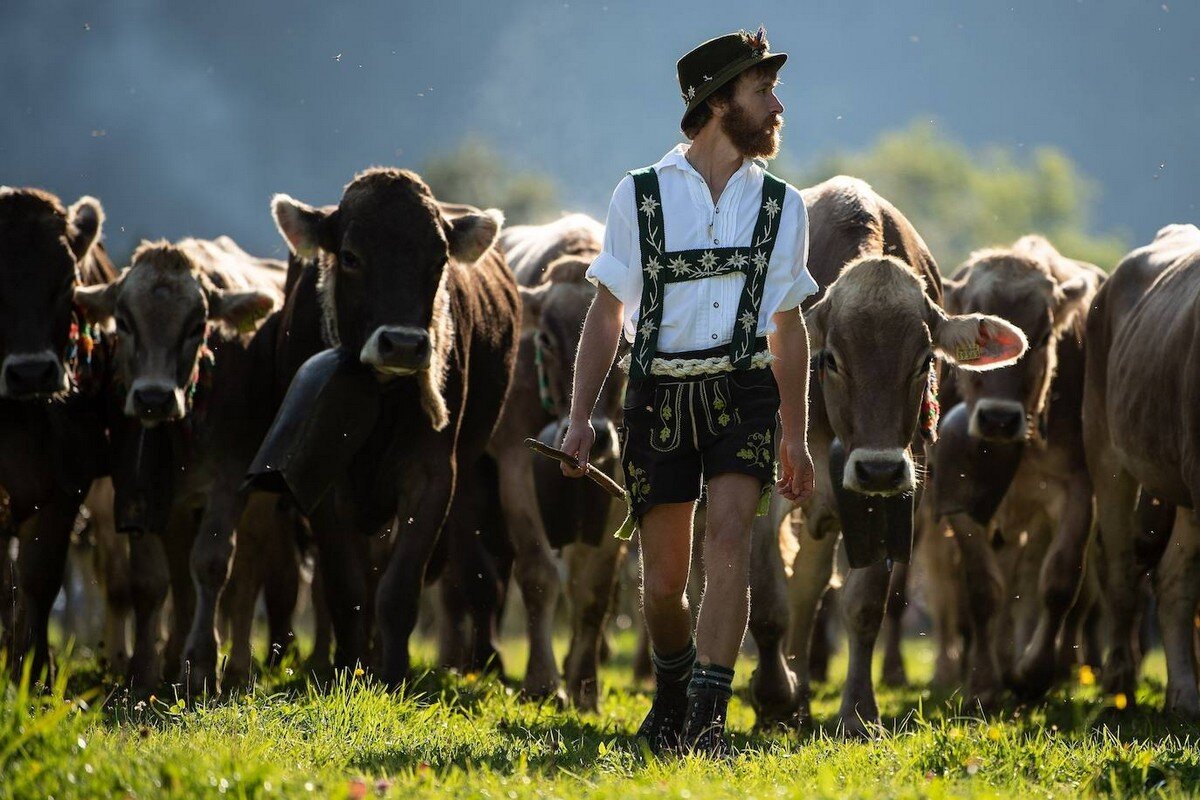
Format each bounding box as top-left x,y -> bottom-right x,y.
721,101 -> 783,159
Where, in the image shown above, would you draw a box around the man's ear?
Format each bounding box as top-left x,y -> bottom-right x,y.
931,303 -> 1028,371
271,194 -> 335,258
208,289 -> 279,334
446,208 -> 504,264
74,278 -> 121,324
518,283 -> 549,331
67,196 -> 105,261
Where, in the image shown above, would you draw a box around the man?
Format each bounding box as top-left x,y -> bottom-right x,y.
560,27 -> 817,757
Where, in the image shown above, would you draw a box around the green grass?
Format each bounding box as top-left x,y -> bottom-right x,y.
4,636 -> 1200,799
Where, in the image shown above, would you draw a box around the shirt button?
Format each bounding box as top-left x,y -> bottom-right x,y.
715,208 -> 720,214
713,302 -> 719,308
711,334 -> 718,340
713,238 -> 720,245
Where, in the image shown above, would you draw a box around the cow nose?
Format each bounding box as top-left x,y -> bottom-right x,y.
2,357 -> 63,398
131,387 -> 178,420
854,457 -> 907,493
974,404 -> 1024,440
373,328 -> 430,369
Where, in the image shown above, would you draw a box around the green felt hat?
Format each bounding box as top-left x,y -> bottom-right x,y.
677,26 -> 787,133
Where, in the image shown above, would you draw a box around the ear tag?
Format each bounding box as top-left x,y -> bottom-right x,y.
955,341 -> 983,362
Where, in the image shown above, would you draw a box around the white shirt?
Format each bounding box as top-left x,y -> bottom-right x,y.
586,143 -> 817,354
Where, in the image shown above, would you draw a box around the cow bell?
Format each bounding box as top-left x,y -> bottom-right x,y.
828,438 -> 915,570
244,347 -> 382,515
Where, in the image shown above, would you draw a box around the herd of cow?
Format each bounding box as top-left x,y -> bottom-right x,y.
2,167 -> 1199,736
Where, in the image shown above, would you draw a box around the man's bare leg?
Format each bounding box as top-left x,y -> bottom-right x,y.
686,472 -> 762,756
635,501 -> 696,753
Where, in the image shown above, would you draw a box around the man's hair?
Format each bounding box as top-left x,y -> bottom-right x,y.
682,61 -> 780,140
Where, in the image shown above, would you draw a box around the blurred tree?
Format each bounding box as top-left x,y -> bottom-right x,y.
784,122 -> 1129,272
421,137 -> 561,225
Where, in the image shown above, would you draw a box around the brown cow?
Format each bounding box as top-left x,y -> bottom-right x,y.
932,236 -> 1102,706
1084,224 -> 1200,714
255,168 -> 520,687
749,177 -> 1027,734
74,236 -> 284,688
0,188 -> 117,680
495,213 -> 628,705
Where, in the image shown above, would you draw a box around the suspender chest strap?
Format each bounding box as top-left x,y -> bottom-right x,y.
627,166 -> 787,379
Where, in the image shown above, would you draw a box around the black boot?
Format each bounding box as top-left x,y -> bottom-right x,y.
684,663 -> 734,759
636,641 -> 695,755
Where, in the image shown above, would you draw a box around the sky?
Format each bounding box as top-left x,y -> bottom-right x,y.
0,0 -> 1195,261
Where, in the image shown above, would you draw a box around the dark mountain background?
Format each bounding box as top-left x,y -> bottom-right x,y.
1,1 -> 1195,263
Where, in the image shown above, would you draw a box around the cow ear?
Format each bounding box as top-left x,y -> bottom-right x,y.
802,293 -> 830,351
446,208 -> 503,264
271,194 -> 333,258
67,196 -> 105,261
1052,272 -> 1098,331
932,307 -> 1028,371
518,283 -> 549,331
73,279 -> 120,323
208,289 -> 278,334
940,275 -> 966,313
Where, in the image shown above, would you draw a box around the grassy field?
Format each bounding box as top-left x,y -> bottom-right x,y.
4,636 -> 1200,799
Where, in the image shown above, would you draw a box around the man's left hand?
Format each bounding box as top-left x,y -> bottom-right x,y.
776,436 -> 815,503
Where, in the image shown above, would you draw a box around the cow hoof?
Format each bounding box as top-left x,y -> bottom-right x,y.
749,665 -> 800,729
838,713 -> 881,739
1164,686 -> 1200,718
881,659 -> 908,689
180,660 -> 219,698
521,683 -> 568,709
568,676 -> 600,712
1009,655 -> 1056,701
222,666 -> 253,693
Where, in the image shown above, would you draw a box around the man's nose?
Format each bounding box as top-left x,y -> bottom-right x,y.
770,93 -> 784,116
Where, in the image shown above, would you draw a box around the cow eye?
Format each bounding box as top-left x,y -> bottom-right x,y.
339,250 -> 360,271
824,352 -> 838,373
535,330 -> 556,354
115,316 -> 131,336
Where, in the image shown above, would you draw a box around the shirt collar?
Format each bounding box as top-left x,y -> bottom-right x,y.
653,142 -> 762,183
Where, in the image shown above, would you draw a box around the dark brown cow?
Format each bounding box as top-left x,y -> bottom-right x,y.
253,168 -> 520,686
74,236 -> 284,689
932,236 -> 1102,706
750,177 -> 1026,734
494,214 -> 628,705
1084,224 -> 1200,714
0,187 -> 116,679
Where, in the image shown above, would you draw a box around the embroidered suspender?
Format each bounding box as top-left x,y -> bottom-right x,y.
628,166 -> 786,379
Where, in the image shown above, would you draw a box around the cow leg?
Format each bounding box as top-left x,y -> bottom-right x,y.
562,530 -> 625,711
1011,475 -> 1094,699
181,472 -> 247,695
748,503 -> 799,728
309,495 -> 368,672
1154,509 -> 1200,716
947,512 -> 1004,709
786,524 -> 838,726
376,467 -> 454,686
125,531 -> 170,691
1092,467 -> 1140,702
262,510 -> 300,668
495,450 -> 563,700
12,502 -> 77,682
917,522 -> 964,688
306,553 -> 334,676
837,559 -> 890,736
1,537 -> 15,649
880,562 -> 909,688
162,521 -> 194,675
220,538 -> 260,692
88,479 -> 132,673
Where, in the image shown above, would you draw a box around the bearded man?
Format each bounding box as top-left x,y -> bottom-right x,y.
560,27 -> 817,757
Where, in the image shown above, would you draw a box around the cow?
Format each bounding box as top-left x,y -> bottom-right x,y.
0,187 -> 116,681
72,236 -> 285,689
247,167 -> 520,687
1083,224 -> 1200,715
747,176 -> 1027,734
495,213 -> 628,706
931,236 -> 1102,706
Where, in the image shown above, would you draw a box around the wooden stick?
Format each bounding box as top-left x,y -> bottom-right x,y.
523,438 -> 627,500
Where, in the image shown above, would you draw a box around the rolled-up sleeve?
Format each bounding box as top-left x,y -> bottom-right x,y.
777,190 -> 818,312
586,176 -> 638,306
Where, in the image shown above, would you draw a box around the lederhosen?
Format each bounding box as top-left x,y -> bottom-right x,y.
615,166 -> 786,538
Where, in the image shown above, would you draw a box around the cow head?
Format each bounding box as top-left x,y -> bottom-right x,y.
271,168 -> 502,430
73,240 -> 277,424
943,238 -> 1096,443
0,188 -> 104,399
807,256 -> 1027,495
518,256 -> 597,416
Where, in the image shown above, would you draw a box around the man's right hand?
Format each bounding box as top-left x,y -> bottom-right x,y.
559,420 -> 596,478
